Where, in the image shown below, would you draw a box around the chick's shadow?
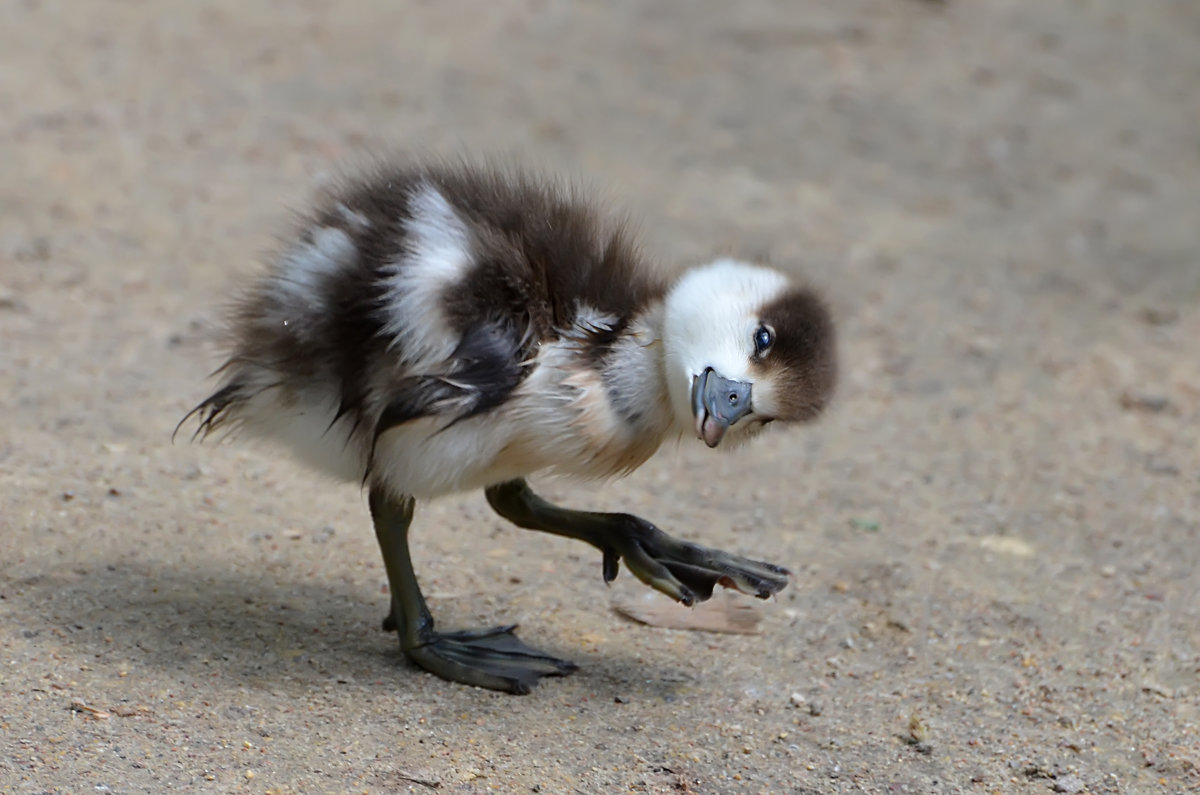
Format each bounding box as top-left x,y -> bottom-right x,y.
5,559 -> 692,698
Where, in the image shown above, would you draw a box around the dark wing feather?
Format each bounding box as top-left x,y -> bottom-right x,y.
373,316 -> 527,439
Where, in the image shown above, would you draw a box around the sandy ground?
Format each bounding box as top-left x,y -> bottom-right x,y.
2,1 -> 1199,792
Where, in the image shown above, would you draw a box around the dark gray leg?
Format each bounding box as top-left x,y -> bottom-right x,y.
369,487 -> 576,694
484,479 -> 790,607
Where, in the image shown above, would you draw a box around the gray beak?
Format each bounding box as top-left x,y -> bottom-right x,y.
691,367 -> 753,448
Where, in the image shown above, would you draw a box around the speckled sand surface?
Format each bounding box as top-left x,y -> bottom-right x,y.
2,1 -> 1199,792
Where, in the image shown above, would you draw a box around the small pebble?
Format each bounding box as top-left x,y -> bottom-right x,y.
1139,306 -> 1178,326
1052,773 -> 1084,793
789,692 -> 806,708
908,713 -> 930,743
0,289 -> 27,312
1119,391 -> 1170,413
1145,459 -> 1180,476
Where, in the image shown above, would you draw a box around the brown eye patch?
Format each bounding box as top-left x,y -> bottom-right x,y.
754,286 -> 837,422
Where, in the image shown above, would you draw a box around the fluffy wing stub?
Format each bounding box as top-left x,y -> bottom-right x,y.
373,316 -> 528,439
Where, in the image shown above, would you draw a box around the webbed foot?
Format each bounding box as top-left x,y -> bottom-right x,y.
484,478 -> 791,608
599,518 -> 791,606
403,624 -> 577,695
370,488 -> 576,694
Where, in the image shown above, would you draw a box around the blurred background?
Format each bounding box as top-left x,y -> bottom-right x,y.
2,1 -> 1198,792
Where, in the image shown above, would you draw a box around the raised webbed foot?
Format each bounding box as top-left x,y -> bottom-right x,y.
483,479 -> 790,609
599,517 -> 791,606
401,624 -> 577,695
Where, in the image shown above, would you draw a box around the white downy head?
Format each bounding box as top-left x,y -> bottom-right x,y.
662,258 -> 837,448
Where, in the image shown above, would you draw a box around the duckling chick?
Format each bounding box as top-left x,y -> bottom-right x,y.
182,160 -> 837,694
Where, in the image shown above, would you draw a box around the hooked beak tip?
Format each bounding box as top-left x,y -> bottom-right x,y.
691,368 -> 752,448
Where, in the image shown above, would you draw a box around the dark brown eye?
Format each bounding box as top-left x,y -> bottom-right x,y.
753,325 -> 774,356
